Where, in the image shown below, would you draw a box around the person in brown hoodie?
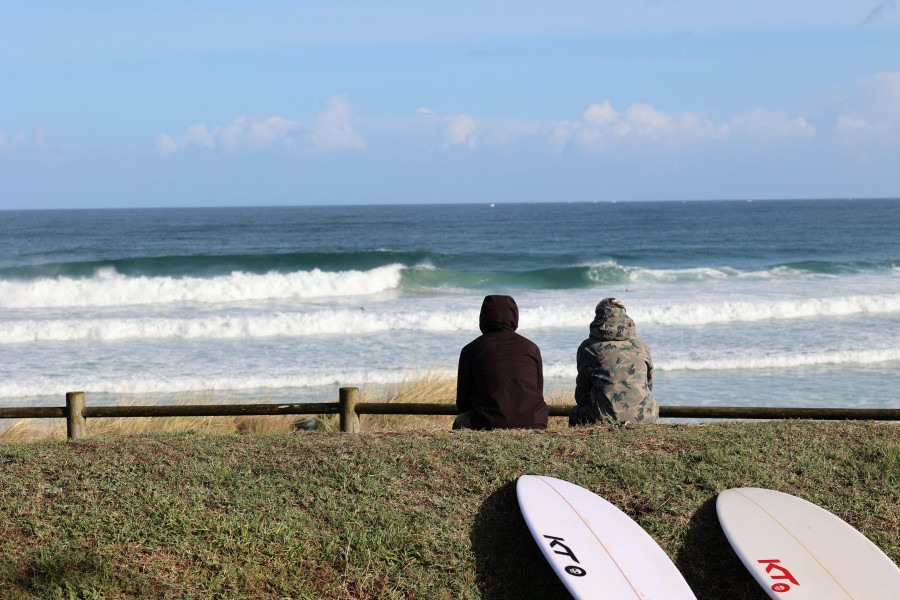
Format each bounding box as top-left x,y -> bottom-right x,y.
453,295 -> 548,430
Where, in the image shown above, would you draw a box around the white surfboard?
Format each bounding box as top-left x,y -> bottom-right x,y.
717,487 -> 900,599
516,475 -> 696,600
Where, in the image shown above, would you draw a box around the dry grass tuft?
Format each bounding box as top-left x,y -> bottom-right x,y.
317,369 -> 575,432
1,368 -> 577,440
0,393 -> 306,443
0,418 -> 54,443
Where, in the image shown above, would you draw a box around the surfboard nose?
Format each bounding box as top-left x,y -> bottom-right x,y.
717,487 -> 900,600
517,475 -> 697,600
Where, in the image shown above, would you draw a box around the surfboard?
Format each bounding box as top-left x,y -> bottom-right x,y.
516,475 -> 697,599
717,487 -> 900,599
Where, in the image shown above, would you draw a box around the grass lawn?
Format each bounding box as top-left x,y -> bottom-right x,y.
1,421 -> 898,599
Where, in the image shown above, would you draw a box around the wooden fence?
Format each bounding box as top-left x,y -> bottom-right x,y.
1,388 -> 899,440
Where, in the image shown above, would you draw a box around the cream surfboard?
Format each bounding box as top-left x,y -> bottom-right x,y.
516,475 -> 696,600
717,487 -> 900,599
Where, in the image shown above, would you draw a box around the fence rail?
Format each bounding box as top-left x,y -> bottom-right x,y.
1,388 -> 899,439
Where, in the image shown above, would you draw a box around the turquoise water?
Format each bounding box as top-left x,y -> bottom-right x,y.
1,199 -> 898,410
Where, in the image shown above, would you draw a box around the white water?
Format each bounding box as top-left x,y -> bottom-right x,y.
5,260 -> 893,310
3,293 -> 900,343
0,265 -> 405,309
2,263 -> 899,408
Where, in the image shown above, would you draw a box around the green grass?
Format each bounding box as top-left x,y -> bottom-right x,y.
1,421 -> 899,599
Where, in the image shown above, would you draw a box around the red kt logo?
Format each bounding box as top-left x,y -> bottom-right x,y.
758,559 -> 799,593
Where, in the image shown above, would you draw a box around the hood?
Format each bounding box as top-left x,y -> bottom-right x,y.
588,297 -> 635,341
479,295 -> 519,333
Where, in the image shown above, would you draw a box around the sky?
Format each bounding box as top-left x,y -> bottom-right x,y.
1,0 -> 899,209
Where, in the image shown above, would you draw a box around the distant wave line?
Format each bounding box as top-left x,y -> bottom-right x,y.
0,265 -> 405,309
3,348 -> 899,400
2,261 -> 897,309
2,250 -> 896,282
3,294 -> 900,343
543,348 -> 900,377
632,294 -> 900,326
0,249 -> 439,280
0,368 -> 458,400
655,347 -> 900,372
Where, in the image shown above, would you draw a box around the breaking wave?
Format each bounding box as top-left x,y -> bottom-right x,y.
0,265 -> 405,309
657,347 -> 900,372
633,294 -> 900,326
0,368 -> 458,400
3,294 -> 900,343
5,348 -> 900,401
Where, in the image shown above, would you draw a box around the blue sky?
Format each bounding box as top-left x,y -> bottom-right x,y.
1,1 -> 899,209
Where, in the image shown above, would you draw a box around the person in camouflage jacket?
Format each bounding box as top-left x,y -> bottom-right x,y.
569,298 -> 659,425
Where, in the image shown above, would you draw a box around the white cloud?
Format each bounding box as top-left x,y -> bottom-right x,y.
309,95 -> 367,152
475,117 -> 542,146
250,116 -> 301,146
552,100 -> 731,152
217,118 -> 246,151
836,116 -> 869,132
835,71 -> 900,145
444,114 -> 478,149
156,133 -> 178,155
0,130 -> 28,148
547,120 -> 580,153
0,127 -> 51,150
183,123 -> 216,149
623,103 -> 673,139
546,97 -> 827,154
156,96 -> 368,156
582,101 -> 619,127
156,115 -> 303,155
153,77 -> 900,161
726,108 -> 816,139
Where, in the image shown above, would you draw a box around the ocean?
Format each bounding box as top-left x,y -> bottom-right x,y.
1,199 -> 898,415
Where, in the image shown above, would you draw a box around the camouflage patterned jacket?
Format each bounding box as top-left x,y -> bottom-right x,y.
572,299 -> 658,424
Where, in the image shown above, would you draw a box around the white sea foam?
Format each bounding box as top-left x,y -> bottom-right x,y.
6,345 -> 899,400
582,262 -> 742,285
0,265 -> 405,309
631,294 -> 900,326
0,308 -> 482,343
609,263 -> 826,283
547,348 -> 900,377
542,364 -> 579,380
0,368 -> 458,400
657,347 -> 900,372
624,265 -> 741,282
3,293 -> 900,343
513,294 -> 900,330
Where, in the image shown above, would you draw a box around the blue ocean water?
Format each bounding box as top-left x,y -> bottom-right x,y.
1,199 -> 898,412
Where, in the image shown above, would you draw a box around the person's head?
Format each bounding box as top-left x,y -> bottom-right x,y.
479,295 -> 519,333
594,297 -> 627,317
589,297 -> 635,340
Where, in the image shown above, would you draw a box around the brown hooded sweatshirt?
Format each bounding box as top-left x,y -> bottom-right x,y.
456,295 -> 547,430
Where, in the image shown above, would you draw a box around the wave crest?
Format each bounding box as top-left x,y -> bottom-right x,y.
0,265 -> 404,309
2,258 -> 896,306
4,294 -> 900,343
633,294 -> 900,326
657,348 -> 900,371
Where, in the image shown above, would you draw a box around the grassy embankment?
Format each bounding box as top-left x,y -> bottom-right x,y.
1,374 -> 898,599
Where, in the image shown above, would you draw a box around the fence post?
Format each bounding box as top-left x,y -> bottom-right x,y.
66,391 -> 86,440
339,387 -> 360,433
